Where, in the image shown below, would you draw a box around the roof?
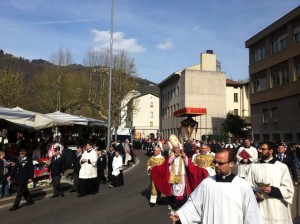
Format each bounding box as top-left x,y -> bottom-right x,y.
226,79 -> 242,86
158,72 -> 181,88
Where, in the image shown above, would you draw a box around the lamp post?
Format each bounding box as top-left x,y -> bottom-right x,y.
107,0 -> 114,150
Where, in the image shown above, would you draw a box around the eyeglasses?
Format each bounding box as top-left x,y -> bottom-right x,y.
259,147 -> 269,151
212,160 -> 229,166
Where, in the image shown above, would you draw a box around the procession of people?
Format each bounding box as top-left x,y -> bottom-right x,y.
0,131 -> 298,224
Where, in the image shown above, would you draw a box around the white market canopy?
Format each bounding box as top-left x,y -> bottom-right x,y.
2,107 -> 73,131
46,111 -> 106,128
0,106 -> 35,120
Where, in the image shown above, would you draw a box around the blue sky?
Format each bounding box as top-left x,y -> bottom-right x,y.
1,1 -> 299,83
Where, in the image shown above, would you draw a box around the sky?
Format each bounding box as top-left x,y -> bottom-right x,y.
1,1 -> 300,83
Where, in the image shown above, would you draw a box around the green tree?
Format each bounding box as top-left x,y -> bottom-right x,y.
30,66 -> 89,113
0,68 -> 28,108
222,113 -> 248,138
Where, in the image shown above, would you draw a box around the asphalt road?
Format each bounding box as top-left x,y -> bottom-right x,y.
1,150 -> 299,223
0,150 -> 171,224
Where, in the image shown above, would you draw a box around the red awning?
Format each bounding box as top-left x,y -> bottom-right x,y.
173,107 -> 206,117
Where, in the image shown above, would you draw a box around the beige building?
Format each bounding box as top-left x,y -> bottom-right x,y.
245,6 -> 300,143
126,93 -> 160,139
226,79 -> 250,118
158,51 -> 227,140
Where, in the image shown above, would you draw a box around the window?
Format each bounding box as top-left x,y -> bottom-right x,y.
177,103 -> 179,110
294,26 -> 300,42
296,65 -> 300,80
263,109 -> 270,123
295,32 -> 300,42
271,107 -> 278,122
284,133 -> 293,142
150,112 -> 153,118
272,72 -> 280,87
177,86 -> 179,96
170,90 -> 173,98
252,46 -> 266,63
271,69 -> 289,87
253,79 -> 260,93
262,134 -> 270,140
150,102 -> 153,108
253,134 -> 260,142
271,34 -> 288,54
297,133 -> 300,141
282,69 -> 289,84
150,122 -> 153,127
272,134 -> 281,141
234,109 -> 238,115
234,93 -> 238,102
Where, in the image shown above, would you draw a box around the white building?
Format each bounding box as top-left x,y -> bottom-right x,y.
126,93 -> 160,139
226,80 -> 250,118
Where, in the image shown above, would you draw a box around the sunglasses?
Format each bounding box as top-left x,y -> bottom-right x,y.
19,151 -> 26,154
212,160 -> 229,166
54,149 -> 60,152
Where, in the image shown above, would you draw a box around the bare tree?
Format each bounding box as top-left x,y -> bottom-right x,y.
50,48 -> 73,66
86,49 -> 139,140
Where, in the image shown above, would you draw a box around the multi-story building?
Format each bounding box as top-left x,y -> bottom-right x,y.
226,79 -> 250,118
158,51 -> 227,140
245,6 -> 300,143
126,93 -> 160,139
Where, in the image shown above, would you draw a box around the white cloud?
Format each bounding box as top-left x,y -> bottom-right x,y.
91,29 -> 146,53
156,40 -> 173,50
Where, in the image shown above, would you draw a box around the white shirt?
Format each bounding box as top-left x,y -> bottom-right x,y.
177,176 -> 263,224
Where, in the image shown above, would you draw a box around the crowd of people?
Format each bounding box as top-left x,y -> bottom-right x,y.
0,134 -> 137,211
1,132 -> 299,223
145,135 -> 299,224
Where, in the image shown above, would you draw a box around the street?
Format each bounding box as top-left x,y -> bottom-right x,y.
0,150 -> 171,224
1,150 -> 299,224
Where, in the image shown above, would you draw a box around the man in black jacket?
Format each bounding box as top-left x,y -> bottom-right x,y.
97,149 -> 107,185
9,148 -> 34,211
48,145 -> 65,198
276,142 -> 299,186
70,145 -> 82,192
106,145 -> 115,182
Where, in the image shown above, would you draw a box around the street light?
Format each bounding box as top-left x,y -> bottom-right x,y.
107,0 -> 114,150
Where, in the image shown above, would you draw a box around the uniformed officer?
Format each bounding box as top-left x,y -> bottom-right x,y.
9,148 -> 34,211
47,144 -> 65,198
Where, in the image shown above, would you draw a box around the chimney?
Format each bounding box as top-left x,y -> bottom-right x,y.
200,50 -> 216,71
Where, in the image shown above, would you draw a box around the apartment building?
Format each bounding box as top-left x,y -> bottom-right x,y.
158,51 -> 227,140
245,6 -> 300,143
126,93 -> 160,139
226,79 -> 250,119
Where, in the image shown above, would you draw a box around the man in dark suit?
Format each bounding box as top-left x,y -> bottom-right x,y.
106,145 -> 115,182
70,145 -> 82,192
97,149 -> 107,185
48,145 -> 65,198
9,148 -> 34,211
276,141 -> 299,186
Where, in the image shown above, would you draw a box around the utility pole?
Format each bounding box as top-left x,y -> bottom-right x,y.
107,0 -> 114,150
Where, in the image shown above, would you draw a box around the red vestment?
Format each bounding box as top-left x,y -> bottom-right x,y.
150,157 -> 208,196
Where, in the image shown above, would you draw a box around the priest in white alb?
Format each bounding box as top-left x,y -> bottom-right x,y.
170,148 -> 262,224
246,141 -> 294,224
